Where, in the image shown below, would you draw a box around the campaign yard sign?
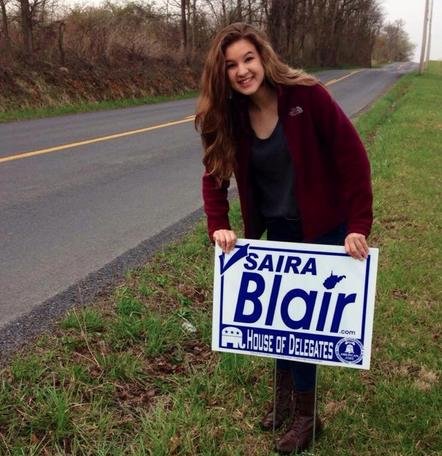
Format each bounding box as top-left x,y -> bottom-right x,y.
212,239 -> 378,369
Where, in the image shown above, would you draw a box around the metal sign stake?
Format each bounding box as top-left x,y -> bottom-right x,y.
311,365 -> 319,455
272,358 -> 277,443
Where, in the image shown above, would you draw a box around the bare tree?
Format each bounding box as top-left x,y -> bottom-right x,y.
373,19 -> 414,63
0,0 -> 403,73
236,0 -> 243,21
268,0 -> 383,68
57,19 -> 64,65
0,0 -> 11,52
19,0 -> 34,56
181,0 -> 189,61
16,0 -> 55,58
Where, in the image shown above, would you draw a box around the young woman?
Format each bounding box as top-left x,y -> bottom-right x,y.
196,23 -> 373,454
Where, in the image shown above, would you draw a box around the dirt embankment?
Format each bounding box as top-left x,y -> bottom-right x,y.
0,58 -> 200,112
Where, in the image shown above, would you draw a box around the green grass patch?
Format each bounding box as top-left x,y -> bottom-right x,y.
0,91 -> 198,124
0,63 -> 441,455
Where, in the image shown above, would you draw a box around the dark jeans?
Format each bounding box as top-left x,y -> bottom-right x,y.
266,217 -> 346,391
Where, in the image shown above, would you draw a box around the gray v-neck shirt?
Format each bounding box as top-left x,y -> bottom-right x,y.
251,119 -> 299,219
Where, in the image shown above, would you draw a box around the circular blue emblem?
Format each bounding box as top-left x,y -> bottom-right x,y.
335,338 -> 364,364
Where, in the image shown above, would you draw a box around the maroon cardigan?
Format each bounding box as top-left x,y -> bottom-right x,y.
202,83 -> 373,242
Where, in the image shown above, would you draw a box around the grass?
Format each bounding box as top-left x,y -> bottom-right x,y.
0,91 -> 198,124
0,62 -> 441,455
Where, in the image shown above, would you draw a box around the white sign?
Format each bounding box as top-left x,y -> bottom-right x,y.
212,238 -> 378,369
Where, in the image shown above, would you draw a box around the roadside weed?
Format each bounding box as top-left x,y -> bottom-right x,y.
61,309 -> 105,333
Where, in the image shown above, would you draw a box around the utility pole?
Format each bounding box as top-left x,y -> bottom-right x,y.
419,0 -> 430,74
424,0 -> 434,70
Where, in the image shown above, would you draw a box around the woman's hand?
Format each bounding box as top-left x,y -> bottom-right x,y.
213,229 -> 237,254
345,233 -> 369,260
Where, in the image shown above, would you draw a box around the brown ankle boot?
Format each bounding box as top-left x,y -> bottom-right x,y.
275,389 -> 322,454
260,369 -> 294,431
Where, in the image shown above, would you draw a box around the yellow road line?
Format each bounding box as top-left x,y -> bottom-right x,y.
325,69 -> 364,86
2,69 -> 363,165
0,116 -> 196,165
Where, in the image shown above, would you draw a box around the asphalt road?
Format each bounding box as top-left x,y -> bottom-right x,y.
0,62 -> 417,356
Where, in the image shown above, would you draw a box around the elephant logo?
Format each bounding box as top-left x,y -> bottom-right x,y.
221,326 -> 245,349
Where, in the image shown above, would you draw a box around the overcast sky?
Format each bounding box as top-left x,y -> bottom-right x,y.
381,0 -> 441,61
62,0 -> 441,61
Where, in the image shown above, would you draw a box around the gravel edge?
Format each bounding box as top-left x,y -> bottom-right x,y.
0,207 -> 206,365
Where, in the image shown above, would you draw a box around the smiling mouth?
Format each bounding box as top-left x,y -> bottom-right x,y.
238,77 -> 253,87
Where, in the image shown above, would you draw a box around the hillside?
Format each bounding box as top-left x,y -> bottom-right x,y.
0,59 -> 199,113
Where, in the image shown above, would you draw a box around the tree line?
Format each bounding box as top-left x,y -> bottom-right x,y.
0,0 -> 414,70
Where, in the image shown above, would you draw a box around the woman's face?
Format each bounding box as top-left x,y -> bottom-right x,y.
224,39 -> 265,96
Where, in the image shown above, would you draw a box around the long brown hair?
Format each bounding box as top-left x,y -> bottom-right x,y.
195,22 -> 317,181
